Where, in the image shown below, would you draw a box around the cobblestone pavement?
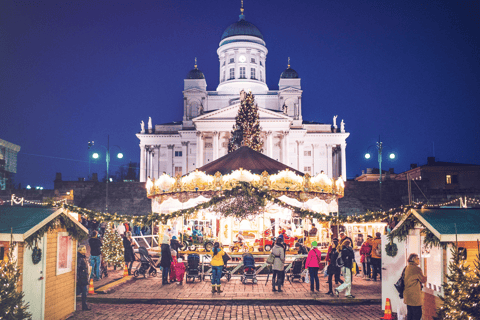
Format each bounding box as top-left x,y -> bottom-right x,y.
69,303 -> 385,319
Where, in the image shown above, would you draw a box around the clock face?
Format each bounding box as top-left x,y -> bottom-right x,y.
239,55 -> 246,63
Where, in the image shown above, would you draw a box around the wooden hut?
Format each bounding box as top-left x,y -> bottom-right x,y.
0,206 -> 88,320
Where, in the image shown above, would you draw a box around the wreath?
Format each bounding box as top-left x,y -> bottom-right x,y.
32,247 -> 42,265
385,242 -> 398,257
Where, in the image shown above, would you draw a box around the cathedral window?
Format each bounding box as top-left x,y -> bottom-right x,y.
175,166 -> 183,176
229,58 -> 235,64
260,61 -> 263,66
250,68 -> 256,80
223,61 -> 225,66
251,58 -> 256,63
175,151 -> 182,157
304,150 -> 312,157
260,70 -> 263,81
304,166 -> 312,174
229,68 -> 235,80
239,67 -> 246,79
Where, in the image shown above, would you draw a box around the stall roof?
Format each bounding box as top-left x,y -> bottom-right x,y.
0,206 -> 88,242
398,208 -> 480,242
196,146 -> 304,176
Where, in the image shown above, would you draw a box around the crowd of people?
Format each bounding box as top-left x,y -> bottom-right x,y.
76,222 -> 426,319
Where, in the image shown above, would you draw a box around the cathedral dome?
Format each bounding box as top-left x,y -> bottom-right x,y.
221,16 -> 263,41
186,67 -> 205,79
280,67 -> 299,79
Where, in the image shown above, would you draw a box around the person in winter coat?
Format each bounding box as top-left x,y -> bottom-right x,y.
294,242 -> 309,255
88,231 -> 102,281
335,240 -> 355,298
159,235 -> 173,285
305,242 -> 322,293
404,253 -> 427,320
370,232 -> 382,281
123,231 -> 135,275
326,238 -> 343,295
359,236 -> 373,280
170,236 -> 182,258
209,242 -> 226,293
77,246 -> 90,311
271,238 -> 286,292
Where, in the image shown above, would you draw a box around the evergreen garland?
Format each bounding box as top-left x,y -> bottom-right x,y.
0,242 -> 32,320
228,91 -> 263,153
435,246 -> 480,320
101,228 -> 124,268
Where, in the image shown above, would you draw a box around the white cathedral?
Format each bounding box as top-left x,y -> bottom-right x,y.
137,6 -> 349,182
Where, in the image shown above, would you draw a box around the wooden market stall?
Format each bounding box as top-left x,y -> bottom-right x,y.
383,208 -> 480,320
0,206 -> 88,320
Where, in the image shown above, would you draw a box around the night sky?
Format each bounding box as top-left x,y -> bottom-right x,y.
1,0 -> 479,189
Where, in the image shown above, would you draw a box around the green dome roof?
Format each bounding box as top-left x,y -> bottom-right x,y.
221,15 -> 263,41
280,67 -> 299,79
186,67 -> 205,79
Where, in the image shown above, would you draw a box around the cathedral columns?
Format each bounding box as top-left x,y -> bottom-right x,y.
140,144 -> 146,182
282,131 -> 290,165
266,131 -> 273,158
167,145 -> 175,175
213,131 -> 219,160
326,144 -> 333,178
155,145 -> 161,178
341,143 -> 347,180
183,98 -> 187,121
196,132 -> 204,167
181,141 -> 189,175
296,140 -> 304,171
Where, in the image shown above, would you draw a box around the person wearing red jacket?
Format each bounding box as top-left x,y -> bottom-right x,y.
359,235 -> 373,280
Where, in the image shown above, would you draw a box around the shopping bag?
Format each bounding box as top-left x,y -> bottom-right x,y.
397,298 -> 407,320
352,262 -> 357,275
323,266 -> 328,277
304,271 -> 310,284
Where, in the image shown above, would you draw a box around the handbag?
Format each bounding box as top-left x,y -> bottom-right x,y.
394,267 -> 406,298
313,249 -> 322,266
266,252 -> 276,265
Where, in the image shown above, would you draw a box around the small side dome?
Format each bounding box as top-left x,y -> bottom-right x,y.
280,67 -> 299,79
186,68 -> 205,79
186,57 -> 205,79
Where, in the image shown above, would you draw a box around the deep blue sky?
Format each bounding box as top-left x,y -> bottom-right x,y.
1,0 -> 479,189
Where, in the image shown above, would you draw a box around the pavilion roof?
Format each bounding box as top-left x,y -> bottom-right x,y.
196,146 -> 305,176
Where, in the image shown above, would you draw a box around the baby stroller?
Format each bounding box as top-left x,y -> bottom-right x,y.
186,253 -> 202,282
204,252 -> 232,282
241,253 -> 257,284
287,257 -> 305,282
133,247 -> 157,278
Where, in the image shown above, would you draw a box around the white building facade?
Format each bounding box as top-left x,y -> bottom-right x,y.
137,7 -> 349,182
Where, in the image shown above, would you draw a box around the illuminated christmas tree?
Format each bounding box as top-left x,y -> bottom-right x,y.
0,243 -> 32,320
228,90 -> 263,153
435,246 -> 480,320
101,228 -> 124,268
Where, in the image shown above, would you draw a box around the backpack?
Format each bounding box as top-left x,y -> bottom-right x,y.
336,255 -> 344,268
375,243 -> 381,257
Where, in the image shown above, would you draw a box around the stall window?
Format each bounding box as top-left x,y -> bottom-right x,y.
57,232 -> 73,275
0,246 -> 4,260
458,247 -> 467,260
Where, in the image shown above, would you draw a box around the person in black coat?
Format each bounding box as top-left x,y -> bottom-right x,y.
123,231 -> 135,275
170,236 -> 182,258
326,240 -> 344,295
77,246 -> 90,311
335,240 -> 356,298
294,242 -> 309,255
159,235 -> 173,285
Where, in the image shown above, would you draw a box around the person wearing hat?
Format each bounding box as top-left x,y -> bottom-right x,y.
360,235 -> 374,280
77,245 -> 90,311
159,234 -> 173,285
326,238 -> 343,295
305,241 -> 322,293
170,235 -> 182,259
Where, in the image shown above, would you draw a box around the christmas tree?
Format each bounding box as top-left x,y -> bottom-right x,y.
435,246 -> 480,320
101,228 -> 124,268
228,90 -> 263,153
0,242 -> 32,320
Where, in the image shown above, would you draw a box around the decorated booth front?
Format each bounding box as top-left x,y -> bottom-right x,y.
146,146 -> 344,251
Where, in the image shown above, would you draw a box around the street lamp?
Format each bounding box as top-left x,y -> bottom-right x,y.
364,137 -> 397,209
91,135 -> 123,213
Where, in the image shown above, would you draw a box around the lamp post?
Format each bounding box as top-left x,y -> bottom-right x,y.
364,137 -> 396,210
88,141 -> 94,180
92,135 -> 123,213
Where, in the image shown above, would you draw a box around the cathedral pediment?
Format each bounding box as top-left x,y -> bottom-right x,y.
278,87 -> 303,94
193,104 -> 292,122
